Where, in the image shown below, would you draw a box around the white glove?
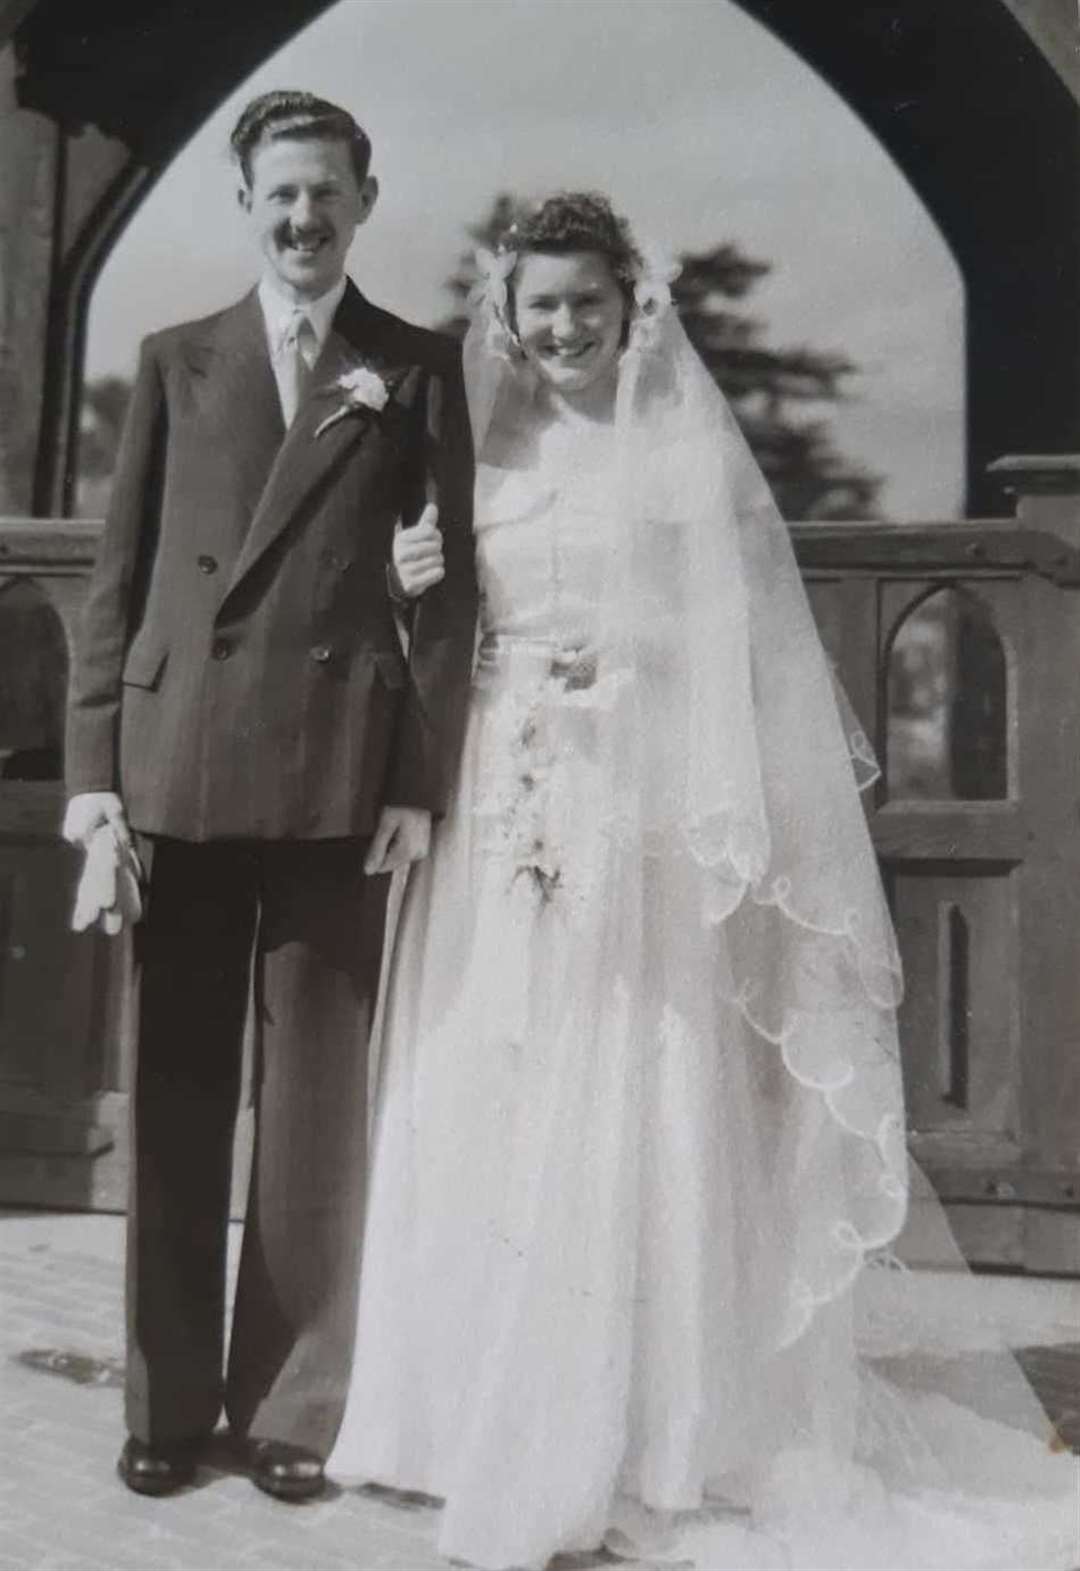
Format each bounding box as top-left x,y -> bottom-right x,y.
390,504 -> 445,599
62,791 -> 132,852
71,823 -> 144,936
364,805 -> 432,875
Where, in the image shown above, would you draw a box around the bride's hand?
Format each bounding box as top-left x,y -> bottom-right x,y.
391,505 -> 445,599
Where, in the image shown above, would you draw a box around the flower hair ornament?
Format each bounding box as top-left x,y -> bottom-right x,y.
626,240 -> 681,352
468,245 -> 521,361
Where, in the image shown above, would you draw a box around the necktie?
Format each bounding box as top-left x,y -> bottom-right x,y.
279,312 -> 316,427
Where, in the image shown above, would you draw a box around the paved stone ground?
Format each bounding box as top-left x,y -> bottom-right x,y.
0,1212 -> 454,1571
1,1210 -> 1078,1571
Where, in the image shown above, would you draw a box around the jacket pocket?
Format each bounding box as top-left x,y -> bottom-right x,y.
122,637 -> 169,691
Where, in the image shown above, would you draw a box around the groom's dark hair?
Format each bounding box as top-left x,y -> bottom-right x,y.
231,90 -> 372,188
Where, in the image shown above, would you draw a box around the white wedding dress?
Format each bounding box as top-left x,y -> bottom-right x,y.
331,438 -> 1078,1570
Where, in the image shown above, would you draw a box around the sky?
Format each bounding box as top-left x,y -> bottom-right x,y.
85,0 -> 965,520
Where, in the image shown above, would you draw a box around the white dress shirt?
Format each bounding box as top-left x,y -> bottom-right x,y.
257,273 -> 348,421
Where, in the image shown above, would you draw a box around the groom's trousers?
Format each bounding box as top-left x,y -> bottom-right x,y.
124,835 -> 389,1457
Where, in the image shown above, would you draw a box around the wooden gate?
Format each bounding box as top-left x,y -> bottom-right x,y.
797,458 -> 1080,1271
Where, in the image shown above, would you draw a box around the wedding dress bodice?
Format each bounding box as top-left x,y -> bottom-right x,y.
475,457 -> 615,650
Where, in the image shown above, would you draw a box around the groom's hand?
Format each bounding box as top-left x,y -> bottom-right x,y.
62,791 -> 133,852
390,505 -> 445,600
364,805 -> 432,875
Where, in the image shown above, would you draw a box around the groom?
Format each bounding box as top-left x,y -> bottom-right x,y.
63,91 -> 476,1500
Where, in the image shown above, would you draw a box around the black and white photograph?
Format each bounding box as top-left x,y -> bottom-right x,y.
1,2 -> 1079,1567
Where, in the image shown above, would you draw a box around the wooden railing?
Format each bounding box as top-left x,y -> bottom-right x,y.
2,455 -> 1079,1264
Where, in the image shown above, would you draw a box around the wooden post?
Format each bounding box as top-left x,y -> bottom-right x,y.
987,453 -> 1080,532
0,42 -> 58,513
981,454 -> 1080,1269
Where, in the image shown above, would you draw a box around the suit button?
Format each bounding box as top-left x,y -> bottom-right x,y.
197,555 -> 218,575
211,637 -> 233,661
310,643 -> 333,664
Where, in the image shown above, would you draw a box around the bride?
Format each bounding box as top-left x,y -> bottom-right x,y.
331,193 -> 1078,1569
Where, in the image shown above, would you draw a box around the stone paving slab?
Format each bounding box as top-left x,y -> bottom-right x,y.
2,1211 -> 1079,1571
0,1216 -> 450,1571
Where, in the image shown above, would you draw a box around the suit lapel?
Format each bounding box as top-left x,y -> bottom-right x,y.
188,291 -> 283,520
219,281 -> 387,606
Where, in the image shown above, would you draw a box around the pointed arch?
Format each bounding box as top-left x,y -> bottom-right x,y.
884,583 -> 1008,801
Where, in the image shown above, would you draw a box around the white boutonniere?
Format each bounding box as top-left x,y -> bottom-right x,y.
315,364 -> 391,438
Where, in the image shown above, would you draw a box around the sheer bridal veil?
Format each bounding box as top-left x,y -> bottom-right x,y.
461,234 -> 1078,1567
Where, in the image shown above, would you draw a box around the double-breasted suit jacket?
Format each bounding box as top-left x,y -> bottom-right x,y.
64,283 -> 476,1453
66,280 -> 477,839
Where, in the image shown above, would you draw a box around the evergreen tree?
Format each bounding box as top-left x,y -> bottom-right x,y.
78,374 -> 133,479
75,374 -> 133,516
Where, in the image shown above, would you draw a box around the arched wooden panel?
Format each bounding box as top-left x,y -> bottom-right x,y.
885,584 -> 1008,802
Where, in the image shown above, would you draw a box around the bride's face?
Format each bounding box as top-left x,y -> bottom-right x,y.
512,251 -> 626,395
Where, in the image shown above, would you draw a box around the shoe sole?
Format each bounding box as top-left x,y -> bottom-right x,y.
252,1475 -> 326,1504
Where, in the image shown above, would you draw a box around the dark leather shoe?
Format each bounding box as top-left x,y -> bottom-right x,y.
117,1436 -> 198,1496
250,1440 -> 325,1503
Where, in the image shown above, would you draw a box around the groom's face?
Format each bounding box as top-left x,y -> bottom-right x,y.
240,135 -> 377,302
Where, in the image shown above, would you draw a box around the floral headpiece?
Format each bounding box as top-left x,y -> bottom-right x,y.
468,245 -> 519,359
627,240 -> 681,351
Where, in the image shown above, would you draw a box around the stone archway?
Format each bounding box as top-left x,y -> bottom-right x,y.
734,1 -> 1080,513
3,0 -> 1077,519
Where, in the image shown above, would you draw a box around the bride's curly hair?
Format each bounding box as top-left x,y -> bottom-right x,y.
498,192 -> 643,313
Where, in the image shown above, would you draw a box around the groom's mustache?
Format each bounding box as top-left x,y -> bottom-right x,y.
277,224 -> 333,246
